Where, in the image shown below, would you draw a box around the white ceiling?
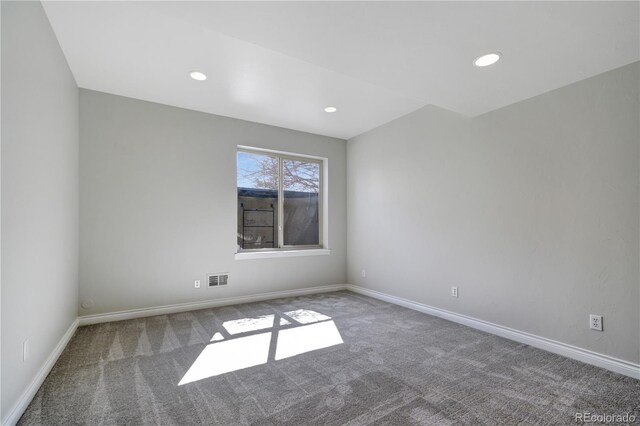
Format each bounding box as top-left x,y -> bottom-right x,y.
43,1 -> 639,140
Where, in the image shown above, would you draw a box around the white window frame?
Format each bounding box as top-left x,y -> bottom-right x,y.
235,146 -> 329,259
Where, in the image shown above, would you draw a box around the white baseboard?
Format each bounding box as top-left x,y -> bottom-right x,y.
2,318 -> 79,426
78,284 -> 348,326
346,284 -> 640,380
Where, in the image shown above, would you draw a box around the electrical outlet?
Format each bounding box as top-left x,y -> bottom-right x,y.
590,314 -> 603,331
194,280 -> 201,289
451,286 -> 458,298
361,269 -> 366,278
23,339 -> 29,362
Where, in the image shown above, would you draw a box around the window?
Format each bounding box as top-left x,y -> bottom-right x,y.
237,148 -> 322,252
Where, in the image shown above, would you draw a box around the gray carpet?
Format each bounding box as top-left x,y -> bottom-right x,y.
19,291 -> 639,425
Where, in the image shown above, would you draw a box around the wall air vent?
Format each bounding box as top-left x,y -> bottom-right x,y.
208,273 -> 229,288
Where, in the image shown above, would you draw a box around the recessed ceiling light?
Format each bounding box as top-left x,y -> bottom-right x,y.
473,52 -> 501,67
324,106 -> 337,113
190,71 -> 207,81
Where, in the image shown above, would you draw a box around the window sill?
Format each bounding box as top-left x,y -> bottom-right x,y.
234,248 -> 331,260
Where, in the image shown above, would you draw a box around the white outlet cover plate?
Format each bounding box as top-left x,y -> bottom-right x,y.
590,314 -> 603,331
23,339 -> 29,362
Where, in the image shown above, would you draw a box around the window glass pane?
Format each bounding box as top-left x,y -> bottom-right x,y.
283,159 -> 320,246
237,152 -> 279,250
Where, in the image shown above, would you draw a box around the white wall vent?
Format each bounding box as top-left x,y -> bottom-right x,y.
208,273 -> 229,287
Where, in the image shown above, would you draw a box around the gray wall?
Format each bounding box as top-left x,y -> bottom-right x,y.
79,89 -> 347,315
347,63 -> 639,364
1,1 -> 79,419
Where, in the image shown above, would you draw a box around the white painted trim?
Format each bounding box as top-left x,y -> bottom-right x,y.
78,284 -> 346,326
2,319 -> 79,426
237,145 -> 326,162
234,248 -> 331,260
236,145 -> 330,251
346,285 -> 640,380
